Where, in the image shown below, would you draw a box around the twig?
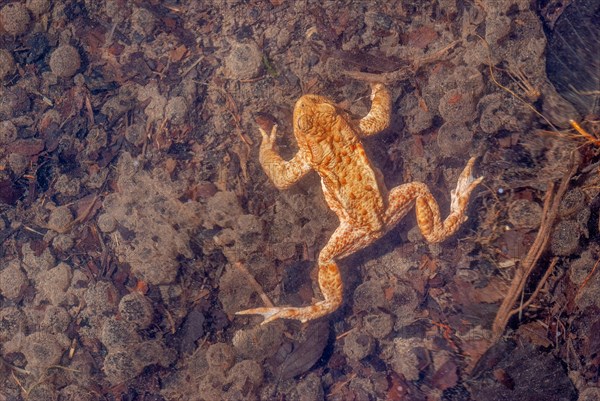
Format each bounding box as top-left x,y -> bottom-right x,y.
342,40 -> 459,84
12,371 -> 29,395
492,153 -> 578,339
569,119 -> 600,147
575,257 -> 600,300
508,257 -> 559,319
215,88 -> 254,146
23,225 -> 45,236
66,193 -> 100,231
335,327 -> 356,341
182,55 -> 203,77
2,357 -> 30,375
233,261 -> 274,308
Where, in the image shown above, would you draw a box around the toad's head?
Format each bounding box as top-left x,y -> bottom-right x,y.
293,94 -> 338,138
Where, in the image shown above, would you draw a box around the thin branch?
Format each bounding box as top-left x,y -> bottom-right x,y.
575,257 -> 600,300
492,153 -> 578,339
509,257 -> 559,319
342,40 -> 459,84
234,261 -> 274,308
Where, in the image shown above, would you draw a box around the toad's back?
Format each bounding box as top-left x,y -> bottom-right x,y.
299,108 -> 386,233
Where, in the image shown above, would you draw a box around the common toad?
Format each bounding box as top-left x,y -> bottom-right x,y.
237,83 -> 483,324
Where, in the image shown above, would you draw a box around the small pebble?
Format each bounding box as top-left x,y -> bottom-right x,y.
364,312 -> 394,339
231,324 -> 283,360
227,359 -> 263,387
292,373 -> 325,401
165,96 -> 188,125
224,41 -> 263,80
118,292 -> 154,329
54,174 -> 81,197
198,371 -> 227,400
550,220 -> 581,256
568,249 -> 596,285
131,6 -> 156,36
41,306 -> 71,334
49,45 -> 81,78
97,213 -> 117,233
383,337 -> 422,381
47,206 -> 74,233
578,387 -> 600,401
0,86 -> 31,119
436,122 -> 473,157
0,120 -> 18,144
508,199 -> 542,230
559,189 -> 585,218
0,49 -> 16,80
0,260 -> 27,300
438,88 -> 477,123
206,342 -> 236,371
37,262 -> 73,305
21,241 -> 55,275
0,306 -> 25,342
391,285 -> 420,328
85,127 -> 108,155
101,318 -> 141,350
22,331 -> 68,375
124,123 -> 146,146
103,350 -> 138,383
353,280 -> 386,313
0,2 -> 31,36
343,329 -> 375,361
26,0 -> 51,16
83,281 -> 119,315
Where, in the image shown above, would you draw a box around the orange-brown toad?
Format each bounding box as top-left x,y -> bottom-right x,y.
237,83 -> 483,324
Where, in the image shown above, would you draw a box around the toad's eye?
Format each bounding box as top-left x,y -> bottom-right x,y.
297,114 -> 313,131
318,103 -> 336,114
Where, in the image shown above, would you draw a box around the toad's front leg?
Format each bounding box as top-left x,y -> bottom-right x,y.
259,125 -> 311,190
358,83 -> 391,136
237,222 -> 377,324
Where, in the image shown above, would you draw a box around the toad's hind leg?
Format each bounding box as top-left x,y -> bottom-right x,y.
384,157 -> 483,242
236,224 -> 375,324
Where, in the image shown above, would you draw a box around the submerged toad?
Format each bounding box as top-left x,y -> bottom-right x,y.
237,83 -> 483,324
